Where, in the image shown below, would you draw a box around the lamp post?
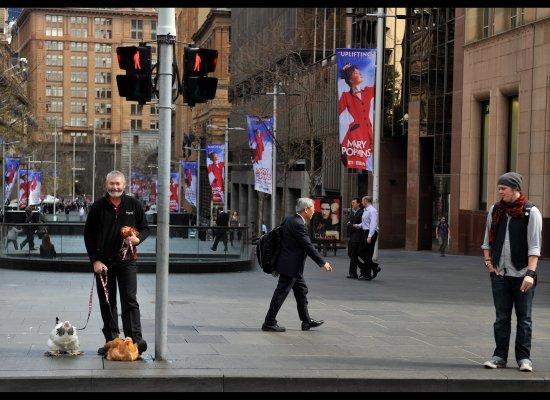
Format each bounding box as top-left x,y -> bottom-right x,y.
206,123 -> 245,213
113,139 -> 117,170
1,139 -> 20,216
92,123 -> 96,202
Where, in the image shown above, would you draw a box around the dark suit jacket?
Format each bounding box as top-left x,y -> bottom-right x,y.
276,214 -> 326,278
347,207 -> 364,243
216,211 -> 229,227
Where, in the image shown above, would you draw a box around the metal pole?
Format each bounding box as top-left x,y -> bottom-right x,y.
128,131 -> 132,191
53,120 -> 57,220
92,124 -> 96,202
271,83 -> 277,231
1,143 -> 5,216
372,7 -> 384,262
155,7 -> 175,361
114,139 -> 117,170
224,124 -> 228,212
196,146 -> 200,227
72,137 -> 76,200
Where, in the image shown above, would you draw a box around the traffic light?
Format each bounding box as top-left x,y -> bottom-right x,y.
116,45 -> 152,105
183,47 -> 218,107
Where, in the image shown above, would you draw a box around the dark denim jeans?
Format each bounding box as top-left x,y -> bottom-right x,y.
490,272 -> 536,363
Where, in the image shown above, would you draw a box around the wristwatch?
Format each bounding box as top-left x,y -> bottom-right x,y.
525,269 -> 537,279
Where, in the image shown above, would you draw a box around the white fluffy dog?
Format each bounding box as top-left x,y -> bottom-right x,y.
46,318 -> 82,356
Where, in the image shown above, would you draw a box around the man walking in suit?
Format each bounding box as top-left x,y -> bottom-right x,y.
346,197 -> 364,279
262,198 -> 333,332
211,207 -> 229,252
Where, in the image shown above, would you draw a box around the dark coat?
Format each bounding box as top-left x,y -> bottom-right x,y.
275,214 -> 326,278
347,207 -> 364,243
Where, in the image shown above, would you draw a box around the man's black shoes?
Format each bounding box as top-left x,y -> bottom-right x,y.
346,274 -> 359,279
137,339 -> 147,354
97,346 -> 107,356
372,266 -> 381,279
301,319 -> 324,331
262,323 -> 286,332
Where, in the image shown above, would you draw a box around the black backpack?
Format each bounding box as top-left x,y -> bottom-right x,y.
256,224 -> 283,275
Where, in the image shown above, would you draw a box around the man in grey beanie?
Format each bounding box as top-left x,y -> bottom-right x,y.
481,172 -> 542,372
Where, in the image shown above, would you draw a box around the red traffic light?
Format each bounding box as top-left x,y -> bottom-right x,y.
184,47 -> 218,76
116,46 -> 151,73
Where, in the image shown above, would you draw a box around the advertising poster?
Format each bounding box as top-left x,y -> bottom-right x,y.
246,115 -> 273,194
310,196 -> 342,242
336,48 -> 376,171
169,172 -> 180,212
28,171 -> 42,206
18,169 -> 31,209
130,171 -> 157,207
181,161 -> 197,208
206,144 -> 225,204
4,157 -> 20,203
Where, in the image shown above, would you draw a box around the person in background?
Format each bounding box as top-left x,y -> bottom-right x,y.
39,233 -> 57,258
436,216 -> 450,257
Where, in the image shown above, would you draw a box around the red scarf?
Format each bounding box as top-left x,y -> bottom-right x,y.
489,193 -> 528,246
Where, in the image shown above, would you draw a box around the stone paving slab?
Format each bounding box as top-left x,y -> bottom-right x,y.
1,249 -> 550,391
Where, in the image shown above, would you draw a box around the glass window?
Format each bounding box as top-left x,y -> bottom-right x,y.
45,100 -> 63,112
131,120 -> 142,130
71,101 -> 87,113
131,104 -> 143,115
71,86 -> 87,98
95,103 -> 112,114
479,101 -> 490,210
45,40 -> 64,50
95,56 -> 112,68
95,43 -> 112,52
95,72 -> 112,84
95,88 -> 112,99
131,19 -> 143,39
151,20 -> 157,40
46,70 -> 63,81
70,41 -> 88,51
71,55 -> 88,67
71,71 -> 88,82
508,96 -> 519,172
46,85 -> 63,97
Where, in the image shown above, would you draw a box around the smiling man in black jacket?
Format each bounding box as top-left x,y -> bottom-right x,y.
262,197 -> 333,333
84,170 -> 150,356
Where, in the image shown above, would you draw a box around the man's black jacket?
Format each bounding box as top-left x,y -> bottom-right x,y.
276,214 -> 326,278
84,193 -> 150,265
347,207 -> 364,243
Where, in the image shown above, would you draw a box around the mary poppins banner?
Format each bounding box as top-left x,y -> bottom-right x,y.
206,144 -> 225,204
336,48 -> 376,171
246,115 -> 273,194
169,172 -> 180,212
181,161 -> 197,207
4,157 -> 20,202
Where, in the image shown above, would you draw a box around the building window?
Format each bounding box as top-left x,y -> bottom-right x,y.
482,8 -> 492,38
95,56 -> 112,68
45,27 -> 63,36
69,16 -> 88,24
71,55 -> 88,67
95,103 -> 112,114
150,119 -> 159,130
510,8 -> 524,29
95,43 -> 112,53
508,96 -> 519,172
45,115 -> 63,127
95,72 -> 112,84
45,40 -> 63,50
70,41 -> 88,51
131,119 -> 142,130
131,104 -> 143,115
70,28 -> 88,38
71,101 -> 87,113
46,85 -> 63,97
71,71 -> 88,82
131,19 -> 143,39
95,28 -> 112,39
46,15 -> 64,23
133,135 -> 139,145
46,54 -> 63,66
94,17 -> 112,26
70,117 -> 87,127
95,117 -> 112,129
150,105 -> 159,115
479,101 -> 490,210
95,88 -> 112,99
46,70 -> 63,81
151,20 -> 157,40
71,86 -> 87,98
45,100 -> 63,112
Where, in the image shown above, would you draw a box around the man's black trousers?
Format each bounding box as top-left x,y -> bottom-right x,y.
95,262 -> 143,343
348,240 -> 362,277
362,230 -> 379,273
265,273 -> 311,324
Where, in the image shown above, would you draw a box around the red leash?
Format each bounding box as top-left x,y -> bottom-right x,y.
76,272 -> 110,331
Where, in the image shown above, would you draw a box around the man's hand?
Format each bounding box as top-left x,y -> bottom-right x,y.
323,262 -> 333,272
93,260 -> 107,275
485,260 -> 496,274
520,276 -> 534,292
128,235 -> 140,245
367,237 -> 372,244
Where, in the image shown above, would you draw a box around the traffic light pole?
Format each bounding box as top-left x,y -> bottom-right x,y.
155,7 -> 176,362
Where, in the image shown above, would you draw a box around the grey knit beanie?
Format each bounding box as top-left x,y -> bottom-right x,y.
497,172 -> 522,191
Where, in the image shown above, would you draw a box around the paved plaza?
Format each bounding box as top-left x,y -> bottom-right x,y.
0,249 -> 549,391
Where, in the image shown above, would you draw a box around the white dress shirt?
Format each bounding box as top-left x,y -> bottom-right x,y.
360,205 -> 378,238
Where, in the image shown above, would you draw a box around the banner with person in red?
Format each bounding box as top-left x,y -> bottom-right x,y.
169,172 -> 180,212
206,144 -> 225,204
336,48 -> 376,171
